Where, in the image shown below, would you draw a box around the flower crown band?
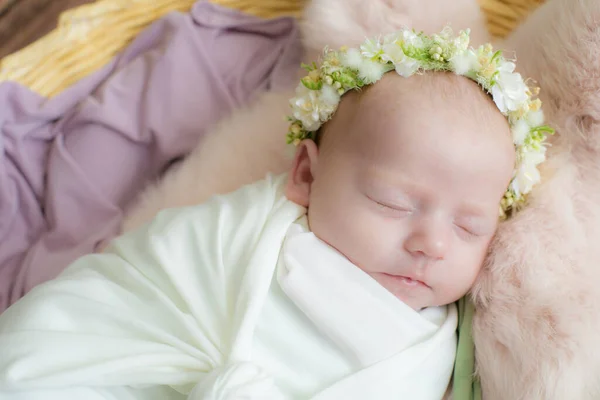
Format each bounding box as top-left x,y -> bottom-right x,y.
286,26 -> 554,219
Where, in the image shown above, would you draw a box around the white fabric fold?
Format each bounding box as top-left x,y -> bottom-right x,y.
0,174 -> 456,400
0,174 -> 303,399
278,219 -> 457,400
188,362 -> 287,400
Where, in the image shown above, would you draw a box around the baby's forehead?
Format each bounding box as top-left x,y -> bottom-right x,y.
358,72 -> 494,115
341,75 -> 515,193
359,73 -> 504,135
321,72 -> 510,156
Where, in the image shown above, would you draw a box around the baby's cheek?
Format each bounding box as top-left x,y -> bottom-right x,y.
308,201 -> 362,254
445,250 -> 486,295
310,192 -> 392,270
344,217 -> 396,270
333,216 -> 374,256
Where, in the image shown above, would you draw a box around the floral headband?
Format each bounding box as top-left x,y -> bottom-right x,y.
286,27 -> 554,219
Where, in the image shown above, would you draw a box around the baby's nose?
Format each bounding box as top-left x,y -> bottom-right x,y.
405,224 -> 449,260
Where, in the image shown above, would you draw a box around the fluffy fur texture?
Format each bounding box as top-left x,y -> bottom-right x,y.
121,90 -> 295,231
121,0 -> 600,398
300,0 -> 490,58
472,0 -> 600,398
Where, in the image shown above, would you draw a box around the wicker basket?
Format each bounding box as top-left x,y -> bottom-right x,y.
0,0 -> 544,98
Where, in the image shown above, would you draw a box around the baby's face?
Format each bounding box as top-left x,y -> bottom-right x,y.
287,73 -> 515,310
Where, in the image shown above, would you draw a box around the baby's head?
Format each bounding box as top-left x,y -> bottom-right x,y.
286,72 -> 514,310
284,28 -> 552,310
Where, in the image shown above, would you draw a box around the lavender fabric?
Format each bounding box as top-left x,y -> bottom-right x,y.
0,1 -> 302,313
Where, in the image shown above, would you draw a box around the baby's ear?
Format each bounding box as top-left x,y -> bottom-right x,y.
285,139 -> 319,207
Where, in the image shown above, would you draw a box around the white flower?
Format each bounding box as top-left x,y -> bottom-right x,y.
432,26 -> 452,45
449,49 -> 479,75
381,42 -> 403,63
491,61 -> 529,113
526,109 -> 545,127
452,29 -> 470,52
511,148 -> 546,196
382,32 -> 401,46
475,43 -> 494,61
381,42 -> 419,77
511,119 -> 531,146
341,48 -> 364,69
400,29 -> 423,49
290,83 -> 339,131
321,52 -> 345,75
526,146 -> 547,166
381,30 -> 423,52
394,58 -> 420,77
320,84 -> 342,107
360,37 -> 382,58
357,59 -> 387,83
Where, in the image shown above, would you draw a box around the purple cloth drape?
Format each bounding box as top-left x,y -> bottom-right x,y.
0,1 -> 303,312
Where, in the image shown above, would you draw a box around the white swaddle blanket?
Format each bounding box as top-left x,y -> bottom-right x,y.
0,174 -> 457,399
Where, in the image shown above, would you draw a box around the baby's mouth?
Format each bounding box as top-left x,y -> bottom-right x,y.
382,273 -> 430,288
399,276 -> 420,286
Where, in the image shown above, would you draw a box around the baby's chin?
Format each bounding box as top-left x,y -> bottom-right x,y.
369,272 -> 433,311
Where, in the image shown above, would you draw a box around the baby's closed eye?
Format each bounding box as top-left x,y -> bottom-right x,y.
366,195 -> 414,216
453,218 -> 494,238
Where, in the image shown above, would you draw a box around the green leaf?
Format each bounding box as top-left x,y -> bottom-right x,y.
491,50 -> 503,63
300,62 -> 314,72
301,76 -> 323,90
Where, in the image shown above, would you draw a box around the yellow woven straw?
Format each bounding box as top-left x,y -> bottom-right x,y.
0,0 -> 543,98
480,0 -> 545,37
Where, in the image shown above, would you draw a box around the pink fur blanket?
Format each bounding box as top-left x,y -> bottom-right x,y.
122,0 -> 600,398
473,0 -> 600,398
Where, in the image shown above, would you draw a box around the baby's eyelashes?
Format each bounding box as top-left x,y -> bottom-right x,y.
367,195 -> 414,216
453,224 -> 481,240
365,190 -> 496,238
378,202 -> 413,215
452,219 -> 494,240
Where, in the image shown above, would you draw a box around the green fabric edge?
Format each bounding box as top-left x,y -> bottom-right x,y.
452,296 -> 482,400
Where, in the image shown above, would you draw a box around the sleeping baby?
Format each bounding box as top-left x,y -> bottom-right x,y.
0,27 -> 551,399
